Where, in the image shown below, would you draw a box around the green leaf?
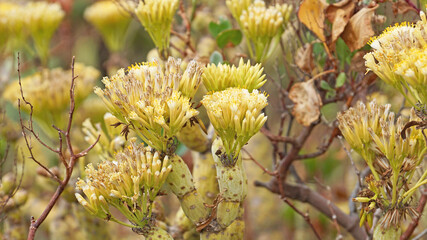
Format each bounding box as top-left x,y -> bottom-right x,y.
335,72 -> 346,88
216,29 -> 242,48
208,18 -> 232,38
325,90 -> 336,99
320,80 -> 333,91
209,51 -> 223,65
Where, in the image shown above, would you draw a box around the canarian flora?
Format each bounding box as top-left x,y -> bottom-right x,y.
76,56 -> 269,238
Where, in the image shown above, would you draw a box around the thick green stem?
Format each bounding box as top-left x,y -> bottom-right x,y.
211,138 -> 247,229
165,154 -> 210,225
143,226 -> 173,240
373,223 -> 401,240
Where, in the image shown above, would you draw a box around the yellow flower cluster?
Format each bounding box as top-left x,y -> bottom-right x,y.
82,113 -> 126,162
135,0 -> 179,55
95,57 -> 203,152
240,0 -> 290,40
337,100 -> 388,165
27,1 -> 65,63
0,2 -> 27,53
227,0 -> 292,62
84,1 -> 133,52
3,63 -> 100,127
202,58 -> 266,92
202,88 -> 267,164
1,1 -> 64,62
338,100 -> 427,227
364,13 -> 427,106
76,141 -> 172,228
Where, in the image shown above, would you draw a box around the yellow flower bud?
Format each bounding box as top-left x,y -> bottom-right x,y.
202,88 -> 268,162
135,0 -> 179,54
202,58 -> 265,92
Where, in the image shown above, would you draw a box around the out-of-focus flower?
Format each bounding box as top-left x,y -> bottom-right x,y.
202,88 -> 267,165
226,0 -> 251,25
135,0 -> 179,56
228,0 -> 292,62
95,57 -> 203,152
0,2 -> 28,53
202,58 -> 265,92
3,63 -> 100,129
82,113 -> 126,161
76,140 -> 172,229
84,1 -> 133,52
26,2 -> 65,64
365,13 -> 427,106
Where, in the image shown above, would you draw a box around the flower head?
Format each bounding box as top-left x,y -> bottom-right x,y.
365,13 -> 427,106
84,1 -> 133,52
76,140 -> 172,228
202,88 -> 267,165
95,57 -> 203,152
135,0 -> 179,54
202,58 -> 266,92
0,2 -> 28,53
26,2 -> 65,64
232,0 -> 292,62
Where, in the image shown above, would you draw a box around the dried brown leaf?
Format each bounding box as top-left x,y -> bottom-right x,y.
341,4 -> 378,52
298,0 -> 329,41
392,0 -> 417,16
326,0 -> 355,49
289,80 -> 322,127
295,43 -> 315,74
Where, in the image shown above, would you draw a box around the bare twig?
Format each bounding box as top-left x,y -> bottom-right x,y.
241,148 -> 276,176
255,181 -> 367,240
0,147 -> 25,222
282,197 -> 322,240
19,56 -> 100,240
260,127 -> 296,145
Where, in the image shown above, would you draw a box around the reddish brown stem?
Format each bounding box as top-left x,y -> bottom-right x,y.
20,56 -> 100,240
401,189 -> 427,240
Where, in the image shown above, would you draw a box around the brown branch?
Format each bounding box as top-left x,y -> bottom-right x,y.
21,56 -> 100,240
295,127 -> 339,160
176,1 -> 196,54
404,0 -> 420,13
401,189 -> 427,240
255,180 -> 367,240
260,127 -> 296,145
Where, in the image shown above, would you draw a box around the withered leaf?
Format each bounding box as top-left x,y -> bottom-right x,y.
298,0 -> 329,41
392,0 -> 417,16
326,0 -> 355,50
341,4 -> 379,51
295,43 -> 315,74
289,80 -> 323,127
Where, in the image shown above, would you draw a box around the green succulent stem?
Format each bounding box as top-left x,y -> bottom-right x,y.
143,226 -> 174,240
165,154 -> 210,225
211,138 -> 247,228
373,222 -> 401,240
